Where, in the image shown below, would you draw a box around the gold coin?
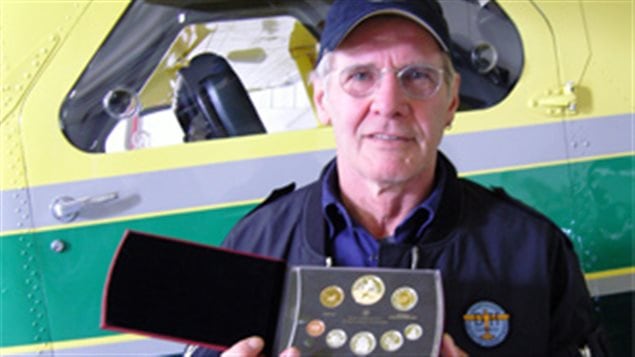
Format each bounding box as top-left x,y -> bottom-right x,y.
351,274 -> 385,306
320,285 -> 345,308
349,331 -> 377,356
380,330 -> 404,352
391,286 -> 418,311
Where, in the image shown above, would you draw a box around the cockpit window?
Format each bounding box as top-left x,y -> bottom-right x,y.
104,16 -> 318,152
60,0 -> 328,153
60,0 -> 522,153
441,0 -> 523,110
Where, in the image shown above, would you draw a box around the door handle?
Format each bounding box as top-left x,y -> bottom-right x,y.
50,192 -> 119,222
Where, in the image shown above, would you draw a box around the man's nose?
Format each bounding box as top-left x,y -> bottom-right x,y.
369,73 -> 409,117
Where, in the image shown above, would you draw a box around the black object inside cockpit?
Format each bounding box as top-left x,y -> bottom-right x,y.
174,53 -> 266,142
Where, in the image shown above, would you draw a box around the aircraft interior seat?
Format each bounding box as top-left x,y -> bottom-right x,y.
174,52 -> 266,142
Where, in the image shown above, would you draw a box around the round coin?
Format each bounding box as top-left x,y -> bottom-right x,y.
404,323 -> 424,341
349,331 -> 377,356
351,275 -> 385,306
326,329 -> 347,349
380,330 -> 404,352
391,286 -> 418,311
320,285 -> 345,308
306,319 -> 326,337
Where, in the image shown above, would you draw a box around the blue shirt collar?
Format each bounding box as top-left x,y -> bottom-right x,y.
321,155 -> 447,243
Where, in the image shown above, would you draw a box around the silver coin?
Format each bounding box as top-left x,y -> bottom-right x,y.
404,323 -> 424,341
380,330 -> 404,352
326,329 -> 347,349
349,331 -> 377,356
351,275 -> 385,305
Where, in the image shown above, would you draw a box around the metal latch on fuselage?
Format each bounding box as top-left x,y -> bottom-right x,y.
530,81 -> 578,116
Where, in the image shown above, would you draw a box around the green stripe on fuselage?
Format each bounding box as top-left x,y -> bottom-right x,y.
0,205 -> 252,347
469,154 -> 633,273
1,156 -> 632,348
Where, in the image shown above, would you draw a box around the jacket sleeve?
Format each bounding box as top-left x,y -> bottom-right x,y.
548,230 -> 611,356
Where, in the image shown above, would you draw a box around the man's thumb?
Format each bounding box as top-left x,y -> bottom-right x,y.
221,336 -> 265,357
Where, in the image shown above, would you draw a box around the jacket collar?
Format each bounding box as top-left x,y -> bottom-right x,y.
302,151 -> 463,260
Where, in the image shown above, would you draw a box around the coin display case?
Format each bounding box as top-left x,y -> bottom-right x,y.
102,230 -> 287,356
274,267 -> 443,356
103,231 -> 444,356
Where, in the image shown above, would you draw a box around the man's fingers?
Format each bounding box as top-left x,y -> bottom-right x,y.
220,336 -> 265,357
440,334 -> 469,357
280,346 -> 301,357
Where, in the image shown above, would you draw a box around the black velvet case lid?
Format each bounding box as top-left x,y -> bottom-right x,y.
102,230 -> 286,355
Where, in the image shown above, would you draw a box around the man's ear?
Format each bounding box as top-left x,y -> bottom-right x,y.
446,73 -> 461,127
313,79 -> 332,126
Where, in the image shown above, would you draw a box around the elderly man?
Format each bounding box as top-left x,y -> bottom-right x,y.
193,1 -> 606,356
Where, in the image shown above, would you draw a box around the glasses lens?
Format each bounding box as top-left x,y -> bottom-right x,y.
338,64 -> 443,99
339,65 -> 380,97
399,65 -> 442,99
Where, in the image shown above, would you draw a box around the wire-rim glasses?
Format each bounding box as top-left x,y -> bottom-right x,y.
338,63 -> 444,100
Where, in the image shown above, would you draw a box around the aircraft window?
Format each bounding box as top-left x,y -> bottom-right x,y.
440,0 -> 524,110
60,0 -> 329,153
104,17 -> 317,152
60,0 -> 521,153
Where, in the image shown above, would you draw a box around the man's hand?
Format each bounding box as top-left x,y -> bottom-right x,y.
220,334 -> 463,357
220,336 -> 300,357
440,334 -> 469,357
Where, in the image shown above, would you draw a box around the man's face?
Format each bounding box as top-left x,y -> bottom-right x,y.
314,17 -> 460,187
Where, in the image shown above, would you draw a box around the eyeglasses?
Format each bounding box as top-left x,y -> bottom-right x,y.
337,64 -> 444,100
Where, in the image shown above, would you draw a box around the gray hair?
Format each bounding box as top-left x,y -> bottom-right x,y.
310,50 -> 335,84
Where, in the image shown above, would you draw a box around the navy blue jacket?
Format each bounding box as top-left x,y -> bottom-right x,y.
194,154 -> 607,356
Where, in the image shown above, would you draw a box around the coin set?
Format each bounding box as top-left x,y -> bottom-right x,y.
304,320 -> 426,355
306,275 -> 424,354
274,267 -> 442,356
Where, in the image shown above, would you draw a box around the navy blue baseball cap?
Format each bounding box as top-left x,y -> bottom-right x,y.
318,0 -> 451,62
